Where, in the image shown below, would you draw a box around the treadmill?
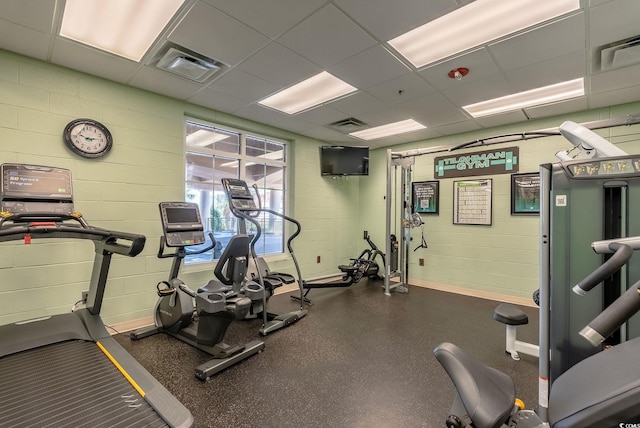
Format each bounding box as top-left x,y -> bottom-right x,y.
0,164 -> 194,428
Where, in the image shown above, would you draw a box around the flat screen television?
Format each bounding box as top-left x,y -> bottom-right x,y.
320,146 -> 369,176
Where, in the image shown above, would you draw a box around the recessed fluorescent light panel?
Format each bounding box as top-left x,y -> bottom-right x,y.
259,71 -> 357,114
60,0 -> 185,62
388,0 -> 580,68
349,119 -> 426,140
463,78 -> 585,118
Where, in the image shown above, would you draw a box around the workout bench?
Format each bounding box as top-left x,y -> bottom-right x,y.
493,303 -> 539,361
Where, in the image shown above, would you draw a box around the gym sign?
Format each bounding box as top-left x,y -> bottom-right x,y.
434,147 -> 519,178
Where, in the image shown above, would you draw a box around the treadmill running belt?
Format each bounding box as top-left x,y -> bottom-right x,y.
0,340 -> 169,428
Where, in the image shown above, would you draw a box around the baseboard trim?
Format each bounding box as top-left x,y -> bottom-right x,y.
409,278 -> 537,308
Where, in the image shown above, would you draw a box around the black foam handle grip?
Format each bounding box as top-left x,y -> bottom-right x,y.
574,243 -> 633,294
583,280 -> 640,345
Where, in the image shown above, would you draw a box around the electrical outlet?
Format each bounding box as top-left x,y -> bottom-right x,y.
419,258 -> 424,266
317,255 -> 321,263
82,290 -> 89,303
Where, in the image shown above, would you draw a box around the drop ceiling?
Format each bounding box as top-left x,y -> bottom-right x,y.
1,0 -> 639,149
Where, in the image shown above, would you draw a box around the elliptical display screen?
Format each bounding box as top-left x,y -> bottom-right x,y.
164,206 -> 200,225
159,202 -> 205,247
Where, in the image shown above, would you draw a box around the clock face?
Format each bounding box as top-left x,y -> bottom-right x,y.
63,119 -> 113,158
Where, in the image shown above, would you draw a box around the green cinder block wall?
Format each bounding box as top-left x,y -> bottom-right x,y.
0,50 -> 364,326
1,48 -> 639,327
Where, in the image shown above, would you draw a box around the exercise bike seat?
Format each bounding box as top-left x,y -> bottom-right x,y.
198,280 -> 232,294
434,342 -> 516,428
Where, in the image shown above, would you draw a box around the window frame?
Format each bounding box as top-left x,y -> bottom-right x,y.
183,117 -> 290,265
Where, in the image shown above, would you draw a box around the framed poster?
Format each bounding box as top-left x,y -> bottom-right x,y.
412,181 -> 439,214
453,179 -> 492,225
511,173 -> 540,215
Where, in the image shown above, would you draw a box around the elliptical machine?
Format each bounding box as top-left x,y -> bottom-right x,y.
131,202 -> 264,380
221,178 -> 308,335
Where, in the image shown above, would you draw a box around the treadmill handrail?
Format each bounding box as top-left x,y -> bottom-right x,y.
0,215 -> 145,258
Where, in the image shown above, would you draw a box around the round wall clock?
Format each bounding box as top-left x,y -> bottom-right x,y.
63,118 -> 113,158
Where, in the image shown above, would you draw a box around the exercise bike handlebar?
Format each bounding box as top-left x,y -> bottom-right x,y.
580,279 -> 640,346
157,231 -> 216,259
572,242 -> 633,295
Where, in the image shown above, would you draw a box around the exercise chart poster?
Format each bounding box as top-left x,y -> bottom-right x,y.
453,179 -> 492,226
412,181 -> 439,214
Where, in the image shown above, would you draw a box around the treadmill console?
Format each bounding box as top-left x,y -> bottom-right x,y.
221,178 -> 257,211
1,163 -> 74,214
159,202 -> 205,247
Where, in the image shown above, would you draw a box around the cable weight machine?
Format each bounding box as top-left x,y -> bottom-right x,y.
382,113 -> 640,298
384,147 -> 447,296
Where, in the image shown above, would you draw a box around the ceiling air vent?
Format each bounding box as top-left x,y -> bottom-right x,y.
598,35 -> 640,72
155,45 -> 225,82
326,117 -> 368,133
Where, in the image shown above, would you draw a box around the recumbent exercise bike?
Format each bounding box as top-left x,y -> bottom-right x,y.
131,202 -> 264,380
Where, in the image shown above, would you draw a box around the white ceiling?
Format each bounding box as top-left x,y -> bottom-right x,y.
1,0 -> 640,149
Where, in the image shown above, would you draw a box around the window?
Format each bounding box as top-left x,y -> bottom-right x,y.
184,119 -> 288,264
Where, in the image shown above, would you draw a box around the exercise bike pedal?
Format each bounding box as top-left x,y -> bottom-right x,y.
156,281 -> 176,297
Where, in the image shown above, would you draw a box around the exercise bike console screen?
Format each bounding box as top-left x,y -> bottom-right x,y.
1,163 -> 74,214
221,178 -> 257,211
159,202 -> 205,247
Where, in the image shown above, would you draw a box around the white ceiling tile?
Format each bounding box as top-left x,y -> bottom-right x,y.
207,69 -> 280,101
504,50 -> 586,92
334,0 -> 455,41
234,103 -> 289,125
328,45 -> 410,89
304,126 -> 350,141
396,93 -> 468,126
278,4 -> 377,68
201,0 -> 326,38
525,97 -> 589,119
589,0 -> 640,47
0,19 -> 51,61
432,120 -> 483,137
168,1 -> 269,66
356,109 -> 417,128
51,38 -> 140,83
294,106 -> 351,127
187,87 -> 251,113
365,73 -> 435,105
591,63 -> 640,93
474,110 -> 529,129
488,13 -> 586,72
590,86 -> 640,110
329,91 -> 388,117
237,42 -> 321,87
129,66 -> 203,100
0,0 -> 55,32
441,75 -> 512,106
